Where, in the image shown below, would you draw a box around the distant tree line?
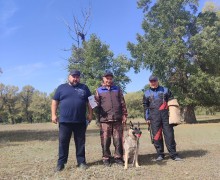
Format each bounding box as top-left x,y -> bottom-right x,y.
0,83 -> 51,124
0,81 -> 219,124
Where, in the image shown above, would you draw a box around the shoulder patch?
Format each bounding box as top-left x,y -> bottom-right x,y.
97,87 -> 104,94
163,87 -> 168,94
144,89 -> 151,98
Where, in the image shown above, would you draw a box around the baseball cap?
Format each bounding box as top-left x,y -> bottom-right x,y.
103,70 -> 113,77
149,75 -> 158,81
69,69 -> 80,76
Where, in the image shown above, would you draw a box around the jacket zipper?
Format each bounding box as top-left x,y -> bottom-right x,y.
109,89 -> 114,119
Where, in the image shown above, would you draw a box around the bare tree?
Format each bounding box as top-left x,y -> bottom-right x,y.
63,6 -> 92,48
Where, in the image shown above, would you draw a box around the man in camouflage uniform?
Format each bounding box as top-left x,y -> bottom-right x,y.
95,71 -> 127,166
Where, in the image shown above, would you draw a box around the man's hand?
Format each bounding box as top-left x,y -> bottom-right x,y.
51,115 -> 59,124
146,120 -> 151,125
87,114 -> 93,122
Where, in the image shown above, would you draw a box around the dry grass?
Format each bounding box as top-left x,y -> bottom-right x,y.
0,121 -> 220,180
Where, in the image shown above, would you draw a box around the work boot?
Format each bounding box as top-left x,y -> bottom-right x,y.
173,156 -> 183,161
78,163 -> 88,170
115,158 -> 124,166
55,164 -> 65,172
103,159 -> 111,167
156,156 -> 164,161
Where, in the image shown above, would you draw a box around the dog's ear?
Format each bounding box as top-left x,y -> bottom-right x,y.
130,121 -> 134,128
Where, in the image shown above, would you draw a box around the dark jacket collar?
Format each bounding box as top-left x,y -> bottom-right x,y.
101,84 -> 117,90
150,86 -> 161,91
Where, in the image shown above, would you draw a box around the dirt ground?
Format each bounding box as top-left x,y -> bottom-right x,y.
0,120 -> 220,180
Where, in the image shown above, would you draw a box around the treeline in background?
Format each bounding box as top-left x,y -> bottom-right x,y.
0,84 -> 52,124
1,83 -> 219,124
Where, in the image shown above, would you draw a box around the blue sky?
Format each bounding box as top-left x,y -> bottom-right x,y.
0,0 -> 218,94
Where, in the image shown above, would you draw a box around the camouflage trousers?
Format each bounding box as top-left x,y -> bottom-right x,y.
100,121 -> 123,160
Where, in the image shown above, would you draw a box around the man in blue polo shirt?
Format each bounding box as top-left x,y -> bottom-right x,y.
51,70 -> 92,171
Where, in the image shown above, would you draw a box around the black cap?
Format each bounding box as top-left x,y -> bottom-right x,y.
103,70 -> 113,77
149,75 -> 158,81
69,69 -> 80,76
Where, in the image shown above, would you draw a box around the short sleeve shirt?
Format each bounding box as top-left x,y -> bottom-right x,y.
53,83 -> 91,123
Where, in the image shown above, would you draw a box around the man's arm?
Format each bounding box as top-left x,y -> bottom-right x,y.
94,89 -> 100,106
94,89 -> 101,122
143,93 -> 150,124
85,85 -> 93,122
87,103 -> 93,122
51,100 -> 59,124
119,89 -> 128,124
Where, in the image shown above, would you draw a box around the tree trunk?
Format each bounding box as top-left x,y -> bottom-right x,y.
182,105 -> 197,123
10,118 -> 15,124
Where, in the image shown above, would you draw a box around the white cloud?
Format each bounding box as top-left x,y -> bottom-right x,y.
0,0 -> 20,38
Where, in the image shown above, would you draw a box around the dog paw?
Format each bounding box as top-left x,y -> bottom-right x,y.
136,165 -> 141,168
124,167 -> 128,170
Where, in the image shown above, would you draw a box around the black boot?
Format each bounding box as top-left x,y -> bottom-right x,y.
115,158 -> 124,166
103,159 -> 111,167
56,164 -> 65,172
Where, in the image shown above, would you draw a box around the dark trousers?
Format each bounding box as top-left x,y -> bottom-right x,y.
100,121 -> 123,160
150,109 -> 177,158
58,122 -> 86,166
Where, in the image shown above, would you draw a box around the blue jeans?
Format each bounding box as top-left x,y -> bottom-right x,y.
58,122 -> 86,166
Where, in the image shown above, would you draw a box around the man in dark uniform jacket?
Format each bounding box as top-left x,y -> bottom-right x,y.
51,70 -> 93,171
143,75 -> 182,161
95,71 -> 128,166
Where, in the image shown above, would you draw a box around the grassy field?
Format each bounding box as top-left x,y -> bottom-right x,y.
0,119 -> 220,180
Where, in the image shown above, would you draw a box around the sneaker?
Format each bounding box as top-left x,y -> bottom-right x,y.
56,164 -> 64,172
78,163 -> 88,170
103,159 -> 111,167
173,156 -> 183,161
156,156 -> 164,161
115,158 -> 124,166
